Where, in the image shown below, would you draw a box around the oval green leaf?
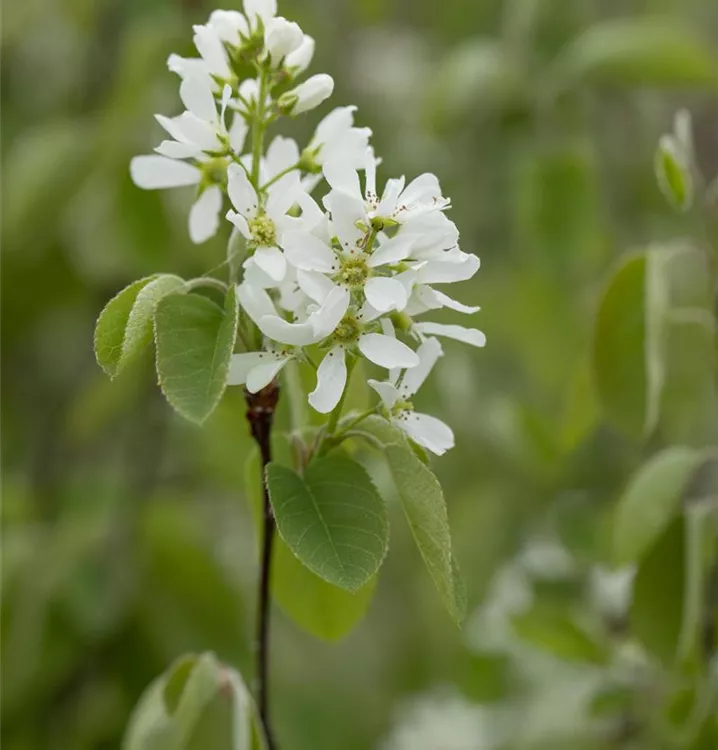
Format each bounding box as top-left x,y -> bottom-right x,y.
244,447 -> 376,641
613,447 -> 701,566
655,135 -> 693,213
154,287 -> 238,424
266,455 -> 388,592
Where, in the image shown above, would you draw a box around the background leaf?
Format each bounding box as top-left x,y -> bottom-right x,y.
613,446 -> 701,565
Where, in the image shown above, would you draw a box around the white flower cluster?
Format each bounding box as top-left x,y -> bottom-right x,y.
130,0 -> 484,455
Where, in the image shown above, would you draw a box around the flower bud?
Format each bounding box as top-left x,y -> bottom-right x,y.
285,34 -> 315,73
279,74 -> 334,115
655,134 -> 693,213
265,17 -> 303,64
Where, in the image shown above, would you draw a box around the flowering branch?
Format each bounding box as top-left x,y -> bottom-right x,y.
96,0 -> 484,744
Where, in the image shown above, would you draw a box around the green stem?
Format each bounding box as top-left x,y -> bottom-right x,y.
260,162 -> 301,193
251,66 -> 269,187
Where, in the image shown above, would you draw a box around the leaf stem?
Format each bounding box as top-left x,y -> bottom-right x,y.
260,162 -> 301,193
245,382 -> 280,750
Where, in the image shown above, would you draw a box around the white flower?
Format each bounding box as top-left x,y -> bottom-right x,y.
309,325 -> 418,413
413,322 -> 486,349
280,74 -> 334,115
130,78 -> 247,244
282,221 -> 414,313
324,150 -> 450,230
264,17 -> 303,65
244,0 -> 277,30
309,106 -> 372,168
226,163 -> 303,281
208,10 -> 249,45
192,23 -> 233,80
285,34 -> 315,73
369,338 -> 455,455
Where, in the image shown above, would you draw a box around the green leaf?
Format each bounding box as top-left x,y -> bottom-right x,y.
511,606 -> 609,665
266,455 -> 388,592
655,135 -> 693,213
244,447 -> 376,641
613,447 -> 701,566
592,252 -> 648,439
95,274 -> 186,378
631,517 -> 686,664
123,653 -> 259,750
95,276 -> 153,377
154,286 -> 238,424
355,416 -> 465,624
555,19 -> 718,90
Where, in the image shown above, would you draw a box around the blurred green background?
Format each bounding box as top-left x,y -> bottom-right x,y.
4,0 -> 718,748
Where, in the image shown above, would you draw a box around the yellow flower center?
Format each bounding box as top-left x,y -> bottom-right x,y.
249,214 -> 277,247
337,256 -> 369,289
333,314 -> 362,345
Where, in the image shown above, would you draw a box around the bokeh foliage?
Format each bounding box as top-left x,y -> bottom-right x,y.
3,0 -> 718,748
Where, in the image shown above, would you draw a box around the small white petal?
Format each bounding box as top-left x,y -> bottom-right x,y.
228,352 -> 265,385
399,337 -> 443,398
323,161 -> 362,201
418,254 -> 480,284
364,277 -> 408,312
192,24 -> 231,78
284,74 -> 334,115
308,347 -> 347,413
368,234 -> 414,268
414,322 -> 486,348
155,140 -> 202,159
167,54 -> 209,79
397,412 -> 454,455
237,282 -> 277,324
265,136 -> 300,182
130,156 -> 200,189
180,74 -> 218,123
367,379 -> 400,409
155,114 -> 190,143
174,112 -> 220,151
266,172 -> 301,221
189,186 -> 222,244
357,333 -> 419,369
229,115 -> 249,153
323,190 -> 364,251
253,246 -> 286,282
296,270 -> 336,304
245,0 -> 276,26
282,231 -> 336,273
375,176 -> 405,217
285,34 -> 315,72
258,315 -> 317,346
227,163 -> 259,217
246,356 -> 290,393
310,285 -> 350,339
226,209 -> 251,239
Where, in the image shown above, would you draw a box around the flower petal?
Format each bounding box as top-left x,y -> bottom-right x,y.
357,333 -> 419,369
180,74 -> 218,123
226,210 -> 251,239
253,246 -> 286,282
308,346 -> 347,413
265,136 -> 300,182
310,285 -> 350,339
323,161 -> 362,202
398,337 -> 443,398
155,140 -> 202,159
130,156 -> 200,189
296,270 -> 336,304
364,277 -> 408,312
266,172 -> 302,221
175,112 -> 220,151
282,230 -> 337,273
375,176 -> 405,217
324,190 -> 364,251
237,282 -> 277,324
189,186 -> 222,244
229,115 -> 249,153
257,315 -> 317,346
246,355 -> 290,393
417,253 -> 480,284
367,233 -> 414,268
227,163 -> 259,218
396,412 -> 454,455
367,379 -> 400,409
414,322 -> 486,348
